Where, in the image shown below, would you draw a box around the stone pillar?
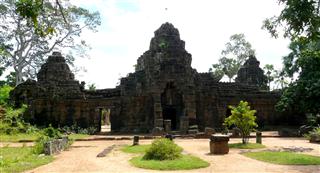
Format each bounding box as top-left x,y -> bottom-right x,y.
133,135 -> 139,145
180,116 -> 189,134
256,131 -> 262,144
44,141 -> 53,155
210,135 -> 229,154
164,119 -> 171,133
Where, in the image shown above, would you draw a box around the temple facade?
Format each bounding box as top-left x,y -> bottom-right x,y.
11,23 -> 287,133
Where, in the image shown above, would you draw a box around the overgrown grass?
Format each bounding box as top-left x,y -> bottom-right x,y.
229,143 -> 266,149
0,133 -> 41,142
243,151 -> 320,165
121,144 -> 151,154
0,146 -> 54,173
130,155 -> 209,170
68,134 -> 89,140
0,133 -> 89,142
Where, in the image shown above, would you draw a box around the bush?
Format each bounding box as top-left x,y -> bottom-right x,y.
143,138 -> 182,161
42,125 -> 61,138
33,135 -> 50,154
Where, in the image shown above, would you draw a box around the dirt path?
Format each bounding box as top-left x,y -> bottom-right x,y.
26,138 -> 320,173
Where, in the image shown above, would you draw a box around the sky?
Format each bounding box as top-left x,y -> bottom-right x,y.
70,0 -> 290,89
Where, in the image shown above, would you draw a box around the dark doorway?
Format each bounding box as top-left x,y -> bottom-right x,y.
98,108 -> 111,132
161,82 -> 184,130
163,106 -> 177,130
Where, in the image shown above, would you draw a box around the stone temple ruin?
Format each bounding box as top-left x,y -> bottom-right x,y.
11,23 -> 288,133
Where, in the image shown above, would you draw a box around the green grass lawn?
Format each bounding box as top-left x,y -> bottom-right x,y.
0,133 -> 89,142
68,134 -> 89,141
229,143 -> 266,149
121,144 -> 151,153
0,146 -> 54,173
243,151 -> 320,165
122,144 -> 210,170
130,155 -> 209,170
0,133 -> 41,142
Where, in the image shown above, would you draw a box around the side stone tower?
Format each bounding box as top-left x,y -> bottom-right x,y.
235,55 -> 267,89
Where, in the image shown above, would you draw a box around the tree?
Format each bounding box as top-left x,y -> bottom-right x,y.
0,0 -> 101,85
211,34 -> 255,82
263,64 -> 276,90
263,0 -> 320,115
224,101 -> 257,144
88,83 -> 96,91
209,64 -> 225,82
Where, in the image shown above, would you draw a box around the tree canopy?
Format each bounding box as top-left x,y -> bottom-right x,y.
210,33 -> 255,82
0,0 -> 101,85
263,0 -> 320,115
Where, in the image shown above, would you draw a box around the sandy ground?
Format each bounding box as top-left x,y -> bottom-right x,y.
21,137 -> 320,173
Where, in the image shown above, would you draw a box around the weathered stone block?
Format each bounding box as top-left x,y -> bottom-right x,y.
152,127 -> 164,136
210,135 -> 229,154
164,119 -> 171,132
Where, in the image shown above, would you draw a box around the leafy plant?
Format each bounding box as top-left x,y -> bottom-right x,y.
143,138 -> 182,161
224,101 -> 258,144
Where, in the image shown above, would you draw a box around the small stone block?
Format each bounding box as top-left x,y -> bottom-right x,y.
133,135 -> 139,145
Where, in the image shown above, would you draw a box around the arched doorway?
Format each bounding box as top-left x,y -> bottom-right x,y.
161,82 -> 184,130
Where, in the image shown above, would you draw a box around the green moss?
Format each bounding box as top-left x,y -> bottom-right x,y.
243,151 -> 320,165
229,143 -> 266,149
130,155 -> 209,170
121,144 -> 151,154
0,146 -> 54,173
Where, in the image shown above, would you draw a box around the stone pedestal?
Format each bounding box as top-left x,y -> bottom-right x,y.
180,116 -> 189,134
164,119 -> 171,133
133,135 -> 139,145
152,127 -> 164,136
256,131 -> 262,144
210,135 -> 229,154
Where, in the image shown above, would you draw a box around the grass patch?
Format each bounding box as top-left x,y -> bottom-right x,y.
0,133 -> 41,142
68,134 -> 89,140
243,151 -> 320,165
229,143 -> 266,149
130,155 -> 209,170
0,133 -> 89,142
121,144 -> 151,154
0,146 -> 54,173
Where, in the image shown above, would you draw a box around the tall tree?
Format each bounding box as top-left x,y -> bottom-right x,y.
263,64 -> 275,90
263,0 -> 320,114
0,0 -> 101,85
211,33 -> 255,82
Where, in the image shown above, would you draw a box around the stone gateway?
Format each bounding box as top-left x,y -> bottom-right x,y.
11,23 -> 288,133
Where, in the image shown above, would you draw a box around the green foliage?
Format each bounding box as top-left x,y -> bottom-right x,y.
87,83 -> 96,91
224,101 -> 257,144
304,127 -> 320,140
262,0 -> 320,40
263,0 -> 320,115
130,155 -> 209,170
212,33 -> 255,81
263,64 -> 276,90
42,125 -> 62,138
122,144 -> 151,154
243,151 -> 320,165
143,138 -> 182,161
0,146 -> 54,173
1,0 -> 101,85
228,143 -> 266,149
0,85 -> 13,105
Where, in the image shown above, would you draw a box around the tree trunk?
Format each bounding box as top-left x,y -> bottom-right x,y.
15,66 -> 24,86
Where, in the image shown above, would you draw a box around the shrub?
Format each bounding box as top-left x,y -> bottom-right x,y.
42,125 -> 61,138
224,101 -> 258,144
33,135 -> 50,154
143,138 -> 182,161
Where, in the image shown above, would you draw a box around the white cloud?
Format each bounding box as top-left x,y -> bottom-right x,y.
71,0 -> 290,88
